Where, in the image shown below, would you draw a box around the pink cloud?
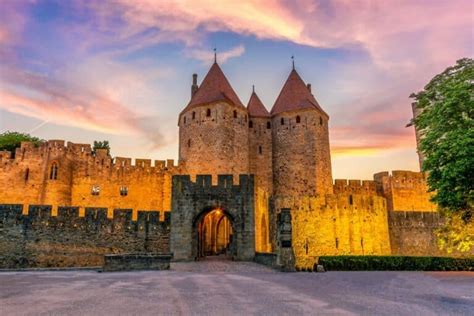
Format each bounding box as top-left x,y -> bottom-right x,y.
82,0 -> 472,68
0,0 -> 471,160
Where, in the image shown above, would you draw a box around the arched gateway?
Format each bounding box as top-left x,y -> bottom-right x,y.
170,175 -> 255,261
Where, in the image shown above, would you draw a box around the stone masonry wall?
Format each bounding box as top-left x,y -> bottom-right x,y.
0,140 -> 75,207
273,194 -> 391,269
0,141 -> 182,220
0,204 -> 170,269
272,109 -> 333,197
388,211 -> 445,256
170,174 -> 255,261
374,170 -> 436,212
255,187 -> 271,253
248,116 -> 273,253
248,116 -> 273,193
178,102 -> 249,183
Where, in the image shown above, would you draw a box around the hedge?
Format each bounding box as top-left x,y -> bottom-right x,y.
317,256 -> 474,271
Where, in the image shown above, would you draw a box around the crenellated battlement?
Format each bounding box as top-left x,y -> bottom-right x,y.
333,179 -> 377,195
373,170 -> 436,212
172,174 -> 254,192
0,140 -> 182,172
4,204 -> 170,223
0,204 -> 170,268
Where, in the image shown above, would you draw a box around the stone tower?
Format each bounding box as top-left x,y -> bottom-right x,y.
178,61 -> 249,179
247,87 -> 273,193
271,68 -> 333,196
410,102 -> 425,170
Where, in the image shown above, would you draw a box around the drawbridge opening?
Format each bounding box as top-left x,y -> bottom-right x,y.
196,208 -> 234,259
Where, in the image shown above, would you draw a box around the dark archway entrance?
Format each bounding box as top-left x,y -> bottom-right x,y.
195,208 -> 234,259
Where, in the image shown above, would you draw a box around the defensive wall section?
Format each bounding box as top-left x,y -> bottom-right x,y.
0,140 -> 450,270
271,171 -> 444,269
272,194 -> 391,269
0,204 -> 170,269
0,140 -> 183,220
388,211 -> 445,256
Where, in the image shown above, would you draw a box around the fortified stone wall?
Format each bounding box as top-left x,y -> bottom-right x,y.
272,109 -> 333,197
178,103 -> 249,182
0,204 -> 170,269
71,157 -> 180,220
272,193 -> 391,269
374,170 -> 436,212
0,140 -> 76,206
333,179 -> 377,195
0,140 -> 182,219
388,211 -> 446,256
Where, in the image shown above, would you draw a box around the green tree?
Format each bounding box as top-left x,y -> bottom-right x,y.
92,140 -> 110,155
0,131 -> 42,157
411,58 -> 474,253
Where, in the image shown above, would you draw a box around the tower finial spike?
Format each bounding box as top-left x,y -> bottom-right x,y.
291,55 -> 295,70
252,84 -> 255,93
214,47 -> 217,63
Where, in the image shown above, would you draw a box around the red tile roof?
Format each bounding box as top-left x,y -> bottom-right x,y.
247,91 -> 270,118
270,69 -> 328,117
181,62 -> 245,114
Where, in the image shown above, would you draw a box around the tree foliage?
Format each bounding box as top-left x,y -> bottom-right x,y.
411,58 -> 474,252
0,131 -> 42,155
93,140 -> 110,155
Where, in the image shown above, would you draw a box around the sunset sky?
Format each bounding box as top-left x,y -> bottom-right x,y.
0,0 -> 472,179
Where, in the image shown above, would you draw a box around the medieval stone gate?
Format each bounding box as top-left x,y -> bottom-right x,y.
170,174 -> 255,261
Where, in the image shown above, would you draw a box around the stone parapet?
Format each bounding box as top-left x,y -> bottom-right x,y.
0,204 -> 170,269
102,253 -> 172,272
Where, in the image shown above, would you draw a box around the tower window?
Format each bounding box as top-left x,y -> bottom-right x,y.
192,112 -> 196,120
267,122 -> 271,129
296,115 -> 301,123
25,168 -> 29,181
233,110 -> 237,118
184,116 -> 187,124
280,118 -> 285,125
320,117 -> 323,125
335,238 -> 339,249
120,186 -> 128,196
188,139 -> 191,148
249,120 -> 253,128
258,146 -> 262,155
206,108 -> 211,117
91,185 -> 100,196
49,162 -> 58,180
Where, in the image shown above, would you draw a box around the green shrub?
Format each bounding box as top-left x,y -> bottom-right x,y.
317,256 -> 473,271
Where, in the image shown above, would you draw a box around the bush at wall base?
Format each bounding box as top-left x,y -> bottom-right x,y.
317,256 -> 473,271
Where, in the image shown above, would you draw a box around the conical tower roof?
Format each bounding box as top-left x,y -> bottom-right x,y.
271,69 -> 327,117
181,62 -> 244,114
247,90 -> 270,118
